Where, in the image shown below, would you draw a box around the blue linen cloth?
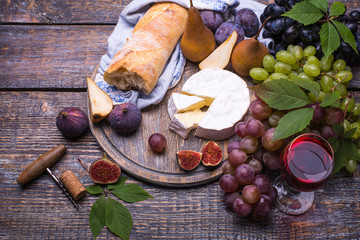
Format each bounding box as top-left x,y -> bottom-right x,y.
95,0 -> 266,109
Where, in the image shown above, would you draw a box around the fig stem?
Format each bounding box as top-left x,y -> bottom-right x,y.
77,158 -> 89,172
254,16 -> 271,41
122,108 -> 128,113
101,152 -> 107,159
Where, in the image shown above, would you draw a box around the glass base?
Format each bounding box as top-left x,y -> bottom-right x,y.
273,176 -> 314,215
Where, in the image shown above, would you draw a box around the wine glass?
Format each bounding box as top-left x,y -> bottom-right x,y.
273,133 -> 334,215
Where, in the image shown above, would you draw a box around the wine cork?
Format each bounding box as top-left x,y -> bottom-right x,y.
60,170 -> 86,201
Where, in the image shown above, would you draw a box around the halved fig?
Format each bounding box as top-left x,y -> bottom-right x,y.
201,141 -> 223,166
89,153 -> 121,184
177,150 -> 202,171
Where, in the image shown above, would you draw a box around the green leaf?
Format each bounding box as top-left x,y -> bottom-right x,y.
343,128 -> 357,139
327,137 -> 340,152
249,79 -> 311,110
110,184 -> 154,203
329,1 -> 346,16
291,75 -> 320,98
332,20 -> 358,54
320,91 -> 341,107
273,108 -> 314,140
342,139 -> 359,160
105,197 -> 133,240
86,185 -> 104,195
107,176 -> 129,190
310,0 -> 328,13
333,143 -> 346,174
332,123 -> 344,136
320,21 -> 341,58
283,1 -> 324,26
89,195 -> 106,239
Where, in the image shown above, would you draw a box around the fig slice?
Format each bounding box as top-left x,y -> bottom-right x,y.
177,150 -> 202,171
89,153 -> 121,184
201,141 -> 223,166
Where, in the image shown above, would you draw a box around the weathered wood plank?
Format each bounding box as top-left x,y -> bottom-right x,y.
0,91 -> 359,239
0,25 -> 112,89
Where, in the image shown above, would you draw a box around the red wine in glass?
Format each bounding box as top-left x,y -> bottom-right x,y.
281,134 -> 334,192
274,133 -> 334,215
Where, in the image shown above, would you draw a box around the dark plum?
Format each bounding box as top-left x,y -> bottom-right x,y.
215,21 -> 245,45
234,8 -> 260,37
200,10 -> 224,33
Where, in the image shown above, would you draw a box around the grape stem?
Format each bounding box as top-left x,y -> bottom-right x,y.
321,72 -> 349,91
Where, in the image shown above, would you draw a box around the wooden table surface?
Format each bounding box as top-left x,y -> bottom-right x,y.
1,0 -> 360,239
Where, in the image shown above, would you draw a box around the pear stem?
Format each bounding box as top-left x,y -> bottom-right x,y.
189,0 -> 193,8
254,16 -> 271,41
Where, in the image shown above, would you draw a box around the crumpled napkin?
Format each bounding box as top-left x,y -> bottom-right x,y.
96,0 -> 267,109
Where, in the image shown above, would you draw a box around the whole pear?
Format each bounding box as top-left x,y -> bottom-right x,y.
231,17 -> 270,76
180,0 -> 216,62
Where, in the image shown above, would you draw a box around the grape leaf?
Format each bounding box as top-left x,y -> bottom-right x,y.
105,197 -> 133,240
89,195 -> 106,239
86,185 -> 104,195
107,176 -> 129,190
332,123 -> 344,136
273,108 -> 314,140
332,20 -> 358,53
333,142 -> 346,174
342,139 -> 359,160
320,22 -> 340,58
310,0 -> 328,13
249,79 -> 311,110
343,128 -> 357,139
291,75 -> 320,98
320,91 -> 341,107
329,1 -> 346,17
283,1 -> 324,26
110,184 -> 154,203
327,137 -> 340,152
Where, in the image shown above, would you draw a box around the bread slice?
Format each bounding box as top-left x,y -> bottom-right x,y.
104,3 -> 188,95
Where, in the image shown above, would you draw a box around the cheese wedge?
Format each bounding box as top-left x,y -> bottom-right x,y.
167,92 -> 206,118
182,68 -> 250,140
168,109 -> 206,139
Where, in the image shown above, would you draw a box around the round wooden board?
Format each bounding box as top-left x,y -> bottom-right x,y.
88,62 -> 241,187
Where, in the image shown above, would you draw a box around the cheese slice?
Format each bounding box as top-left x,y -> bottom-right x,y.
181,68 -> 248,106
181,68 -> 250,140
168,109 -> 206,139
167,92 -> 206,118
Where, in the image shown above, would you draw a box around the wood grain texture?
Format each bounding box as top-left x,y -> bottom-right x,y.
0,25 -> 113,90
0,91 -> 359,239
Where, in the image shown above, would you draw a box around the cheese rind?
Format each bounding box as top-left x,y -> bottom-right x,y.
181,69 -> 250,140
167,93 -> 206,118
195,92 -> 249,140
181,68 -> 248,106
168,110 -> 206,139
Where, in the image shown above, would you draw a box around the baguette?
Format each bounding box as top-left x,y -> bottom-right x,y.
104,3 -> 188,95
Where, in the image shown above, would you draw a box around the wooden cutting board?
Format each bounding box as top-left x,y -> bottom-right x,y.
87,62 -> 241,187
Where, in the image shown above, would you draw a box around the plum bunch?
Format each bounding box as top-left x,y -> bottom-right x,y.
200,8 -> 260,46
